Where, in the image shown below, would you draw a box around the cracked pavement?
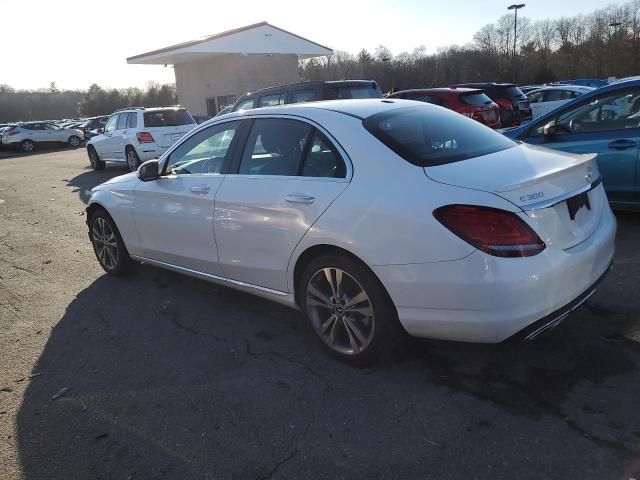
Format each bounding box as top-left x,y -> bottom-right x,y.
0,148 -> 639,479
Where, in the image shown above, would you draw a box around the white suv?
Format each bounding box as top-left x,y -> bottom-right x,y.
86,107 -> 197,171
1,122 -> 84,152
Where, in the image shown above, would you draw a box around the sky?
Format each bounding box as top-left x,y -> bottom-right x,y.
0,0 -> 616,90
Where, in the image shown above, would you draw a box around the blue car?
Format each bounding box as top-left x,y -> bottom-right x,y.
503,78 -> 640,209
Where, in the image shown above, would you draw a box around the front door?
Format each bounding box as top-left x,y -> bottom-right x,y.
521,86 -> 640,206
132,121 -> 242,275
214,118 -> 349,292
95,114 -> 119,160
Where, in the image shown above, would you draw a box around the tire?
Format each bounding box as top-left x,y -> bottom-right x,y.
88,146 -> 105,170
299,253 -> 402,365
68,135 -> 81,148
126,147 -> 141,172
89,209 -> 133,276
20,139 -> 35,153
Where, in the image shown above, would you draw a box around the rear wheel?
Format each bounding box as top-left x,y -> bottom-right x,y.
20,139 -> 35,153
88,146 -> 105,170
126,147 -> 141,172
68,135 -> 81,148
90,209 -> 133,275
299,253 -> 401,365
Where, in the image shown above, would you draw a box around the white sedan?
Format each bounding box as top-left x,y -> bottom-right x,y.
527,86 -> 595,119
86,99 -> 616,363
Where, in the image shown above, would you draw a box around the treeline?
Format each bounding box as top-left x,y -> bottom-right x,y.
300,1 -> 640,90
0,83 -> 177,123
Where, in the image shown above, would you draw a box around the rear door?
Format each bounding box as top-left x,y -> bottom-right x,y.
213,117 -> 349,292
520,86 -> 640,206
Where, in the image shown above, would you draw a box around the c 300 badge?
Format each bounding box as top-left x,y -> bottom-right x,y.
585,167 -> 593,184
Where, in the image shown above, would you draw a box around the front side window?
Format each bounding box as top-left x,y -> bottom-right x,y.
530,87 -> 640,136
259,93 -> 286,107
301,131 -> 346,178
363,105 -> 516,167
104,115 -> 117,133
238,119 -> 311,176
116,113 -> 128,130
235,98 -> 255,112
165,122 -> 239,175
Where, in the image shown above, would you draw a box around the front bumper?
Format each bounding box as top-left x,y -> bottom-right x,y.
373,206 -> 616,343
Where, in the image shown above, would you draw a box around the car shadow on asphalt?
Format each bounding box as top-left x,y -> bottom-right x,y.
0,145 -> 84,161
66,166 -> 129,204
14,258 -> 640,479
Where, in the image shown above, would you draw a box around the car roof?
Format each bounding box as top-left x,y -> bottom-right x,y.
528,85 -> 594,92
393,87 -> 481,95
451,82 -> 516,88
211,98 -> 425,123
243,79 -> 378,96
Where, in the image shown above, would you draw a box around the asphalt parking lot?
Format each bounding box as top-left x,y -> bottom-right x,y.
0,147 -> 639,480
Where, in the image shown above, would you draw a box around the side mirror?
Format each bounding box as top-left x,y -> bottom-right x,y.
543,120 -> 557,137
97,127 -> 104,134
137,159 -> 159,182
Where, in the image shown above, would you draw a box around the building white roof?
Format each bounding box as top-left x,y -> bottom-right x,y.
127,22 -> 333,65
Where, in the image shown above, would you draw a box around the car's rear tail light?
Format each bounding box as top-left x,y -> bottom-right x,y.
433,205 -> 546,258
496,98 -> 513,111
8,131 -> 18,136
136,132 -> 154,144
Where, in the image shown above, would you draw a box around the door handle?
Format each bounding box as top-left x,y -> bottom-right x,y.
190,184 -> 211,194
608,139 -> 637,150
285,194 -> 315,204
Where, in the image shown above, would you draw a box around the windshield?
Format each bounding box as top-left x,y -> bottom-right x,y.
143,109 -> 195,127
363,105 -> 516,167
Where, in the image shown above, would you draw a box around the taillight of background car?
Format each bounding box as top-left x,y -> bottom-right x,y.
433,204 -> 546,257
136,132 -> 155,144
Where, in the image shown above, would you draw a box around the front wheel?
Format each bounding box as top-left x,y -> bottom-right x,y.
299,253 -> 401,365
68,135 -> 81,148
90,209 -> 133,275
88,146 -> 105,170
126,147 -> 141,172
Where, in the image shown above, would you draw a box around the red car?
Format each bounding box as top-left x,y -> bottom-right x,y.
387,88 -> 501,128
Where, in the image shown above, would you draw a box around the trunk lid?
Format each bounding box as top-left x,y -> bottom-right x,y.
149,125 -> 195,148
424,143 -> 605,249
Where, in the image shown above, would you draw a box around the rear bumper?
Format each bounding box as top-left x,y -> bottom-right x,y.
137,146 -> 167,162
373,206 -> 616,343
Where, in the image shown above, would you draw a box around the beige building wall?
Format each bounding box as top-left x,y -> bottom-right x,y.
174,53 -> 301,115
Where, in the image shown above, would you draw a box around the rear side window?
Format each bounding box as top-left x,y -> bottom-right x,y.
127,112 -> 138,129
460,92 -> 493,106
336,85 -> 383,99
291,89 -> 318,103
143,109 -> 195,127
363,105 -> 516,167
259,93 -> 286,107
238,119 -> 311,176
407,94 -> 445,106
504,86 -> 525,98
301,131 -> 346,178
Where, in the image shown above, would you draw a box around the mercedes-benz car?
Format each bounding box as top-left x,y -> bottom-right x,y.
86,99 -> 616,363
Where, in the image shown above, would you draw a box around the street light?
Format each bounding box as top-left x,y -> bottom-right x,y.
508,3 -> 525,83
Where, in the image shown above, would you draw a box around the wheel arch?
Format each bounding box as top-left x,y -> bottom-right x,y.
291,244 -> 395,311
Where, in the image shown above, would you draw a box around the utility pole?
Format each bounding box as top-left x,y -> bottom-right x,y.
508,4 -> 525,84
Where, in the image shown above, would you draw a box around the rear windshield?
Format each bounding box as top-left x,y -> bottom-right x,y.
460,92 -> 493,106
143,109 -> 195,127
363,105 -> 516,167
335,85 -> 383,99
504,86 -> 525,98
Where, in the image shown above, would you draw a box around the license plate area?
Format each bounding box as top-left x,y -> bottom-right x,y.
566,191 -> 591,221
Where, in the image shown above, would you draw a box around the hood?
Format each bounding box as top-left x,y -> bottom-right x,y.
92,172 -> 138,192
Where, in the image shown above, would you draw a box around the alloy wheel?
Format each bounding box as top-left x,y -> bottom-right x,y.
305,267 -> 375,355
22,141 -> 34,152
127,150 -> 138,171
92,217 -> 118,270
69,136 -> 80,147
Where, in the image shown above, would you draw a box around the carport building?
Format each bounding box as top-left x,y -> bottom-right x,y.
127,22 -> 333,116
